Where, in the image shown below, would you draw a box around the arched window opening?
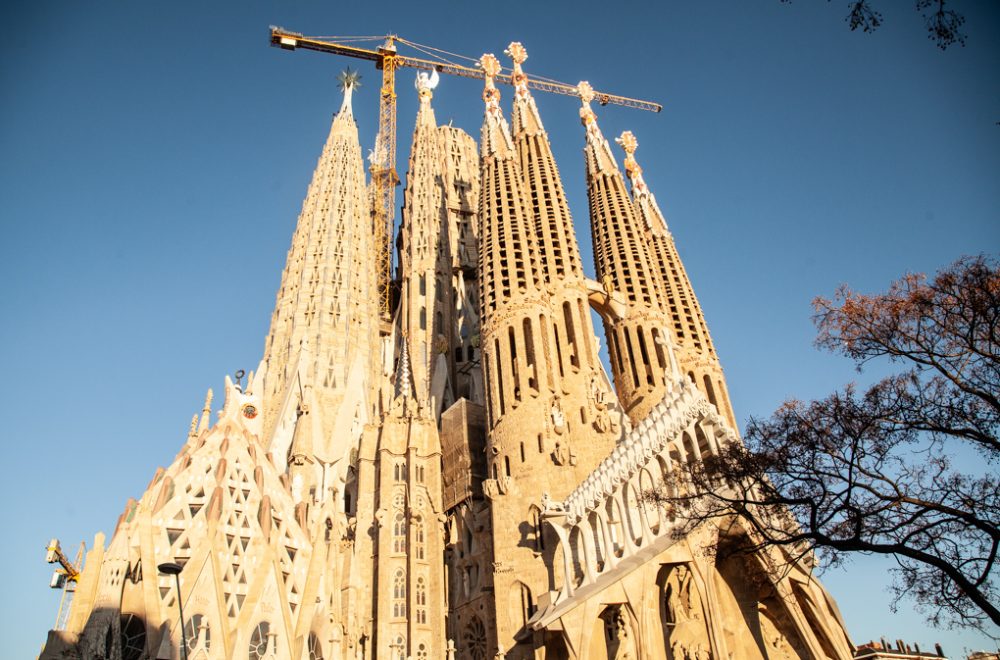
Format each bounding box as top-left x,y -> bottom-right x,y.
703,374 -> 718,409
624,329 -> 641,389
578,297 -> 594,364
553,324 -> 566,378
494,339 -> 506,416
504,455 -> 511,478
636,329 -> 655,385
523,317 -> 538,392
562,302 -> 580,369
393,513 -> 407,553
120,614 -> 147,660
415,522 -> 425,560
416,577 -> 427,624
308,631 -> 325,660
530,506 -> 545,552
651,328 -> 668,373
539,314 -> 555,391
392,570 -> 406,618
184,613 -> 210,655
520,582 -> 536,628
508,326 -> 521,402
248,621 -> 272,660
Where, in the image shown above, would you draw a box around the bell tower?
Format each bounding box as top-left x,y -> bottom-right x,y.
617,131 -> 737,429
474,51 -> 623,657
580,82 -> 678,424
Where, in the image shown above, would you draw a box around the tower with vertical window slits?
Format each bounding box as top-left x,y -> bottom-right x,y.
579,82 -> 678,425
464,48 -> 627,655
617,130 -> 738,429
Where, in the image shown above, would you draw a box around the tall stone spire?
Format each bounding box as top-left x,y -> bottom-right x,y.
617,131 -> 737,428
507,42 -> 585,286
504,43 -> 615,419
257,77 -> 379,468
471,55 -> 623,659
477,53 -> 543,316
580,82 -> 677,424
398,70 -> 449,412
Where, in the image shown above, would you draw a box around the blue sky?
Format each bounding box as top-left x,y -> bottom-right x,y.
2,0 -> 997,656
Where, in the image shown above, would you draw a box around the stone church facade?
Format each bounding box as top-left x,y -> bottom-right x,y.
40,43 -> 854,660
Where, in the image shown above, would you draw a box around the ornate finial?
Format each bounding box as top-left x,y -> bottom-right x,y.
198,388 -> 213,432
189,414 -> 198,438
578,81 -> 600,139
616,130 -> 638,156
336,68 -> 361,116
504,42 -> 530,99
616,130 -> 647,195
480,53 -> 502,111
505,42 -> 527,65
480,53 -> 501,79
414,69 -> 439,101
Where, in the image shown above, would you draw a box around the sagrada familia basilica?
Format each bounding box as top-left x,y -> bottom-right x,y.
40,40 -> 856,660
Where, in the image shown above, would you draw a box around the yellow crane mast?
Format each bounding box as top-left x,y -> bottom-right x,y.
45,538 -> 85,631
269,27 -> 662,322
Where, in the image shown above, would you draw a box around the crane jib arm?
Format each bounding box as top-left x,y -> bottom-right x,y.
268,28 -> 663,113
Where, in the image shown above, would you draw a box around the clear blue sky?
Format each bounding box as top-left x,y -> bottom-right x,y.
2,0 -> 997,656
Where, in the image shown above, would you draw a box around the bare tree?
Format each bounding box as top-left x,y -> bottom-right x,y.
653,256 -> 999,633
780,0 -> 967,50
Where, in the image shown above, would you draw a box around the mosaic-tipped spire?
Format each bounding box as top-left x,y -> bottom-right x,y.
479,54 -> 515,159
580,83 -> 675,423
477,52 -> 542,317
506,42 -> 542,136
198,388 -> 213,432
615,131 -> 737,428
578,81 -> 620,175
616,130 -> 665,234
506,43 -> 586,286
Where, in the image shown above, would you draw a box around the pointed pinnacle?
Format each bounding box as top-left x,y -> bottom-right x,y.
198,388 -> 213,432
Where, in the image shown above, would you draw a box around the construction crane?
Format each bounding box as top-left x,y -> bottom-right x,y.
46,538 -> 85,631
268,27 -> 662,323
